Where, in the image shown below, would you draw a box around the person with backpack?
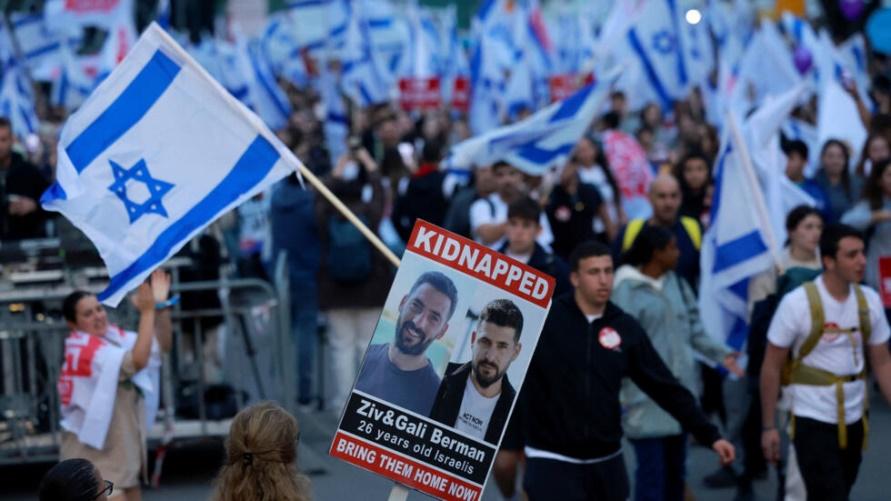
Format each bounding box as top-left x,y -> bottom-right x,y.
761,224 -> 891,500
613,174 -> 702,291
735,206 -> 824,498
318,143 -> 389,412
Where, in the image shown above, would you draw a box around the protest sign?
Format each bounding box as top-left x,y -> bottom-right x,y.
879,257 -> 891,308
399,77 -> 442,111
330,220 -> 555,501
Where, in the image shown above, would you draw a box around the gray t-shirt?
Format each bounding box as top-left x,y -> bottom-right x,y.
355,344 -> 441,416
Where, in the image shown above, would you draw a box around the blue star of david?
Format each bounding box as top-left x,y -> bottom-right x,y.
107,159 -> 174,224
652,30 -> 676,54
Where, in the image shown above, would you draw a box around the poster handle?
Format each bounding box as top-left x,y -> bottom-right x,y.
387,484 -> 410,501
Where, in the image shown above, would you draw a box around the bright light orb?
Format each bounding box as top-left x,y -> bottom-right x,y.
685,8 -> 703,25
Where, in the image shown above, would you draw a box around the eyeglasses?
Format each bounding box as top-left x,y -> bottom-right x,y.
93,480 -> 113,499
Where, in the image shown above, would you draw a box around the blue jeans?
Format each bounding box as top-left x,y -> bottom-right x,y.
629,434 -> 687,501
290,279 -> 318,404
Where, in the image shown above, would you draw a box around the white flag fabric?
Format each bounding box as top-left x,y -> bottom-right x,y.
41,23 -> 299,306
446,73 -> 614,175
743,83 -> 814,243
699,115 -> 778,352
9,12 -> 64,82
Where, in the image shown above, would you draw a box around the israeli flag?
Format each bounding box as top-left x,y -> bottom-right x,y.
41,24 -> 299,306
623,0 -> 687,111
447,72 -> 615,175
700,114 -> 780,353
51,40 -> 94,112
9,12 -> 64,82
339,3 -> 392,107
234,37 -> 292,131
0,60 -> 39,140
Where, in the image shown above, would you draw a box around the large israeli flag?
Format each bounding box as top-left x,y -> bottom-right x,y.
41,24 -> 299,306
700,114 -> 780,354
446,72 -> 615,174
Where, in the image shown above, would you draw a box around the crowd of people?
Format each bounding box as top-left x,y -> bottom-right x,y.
3,4 -> 891,501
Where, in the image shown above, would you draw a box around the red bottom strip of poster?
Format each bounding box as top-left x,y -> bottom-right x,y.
330,430 -> 483,501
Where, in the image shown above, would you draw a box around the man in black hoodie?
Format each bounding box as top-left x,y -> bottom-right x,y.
429,299 -> 523,444
522,240 -> 735,500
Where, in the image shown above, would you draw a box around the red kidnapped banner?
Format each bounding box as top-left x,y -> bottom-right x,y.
452,77 -> 470,113
549,73 -> 595,102
399,78 -> 442,111
407,221 -> 555,308
65,0 -> 119,11
332,431 -> 482,501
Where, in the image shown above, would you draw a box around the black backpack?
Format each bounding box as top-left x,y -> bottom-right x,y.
326,214 -> 373,284
746,267 -> 822,379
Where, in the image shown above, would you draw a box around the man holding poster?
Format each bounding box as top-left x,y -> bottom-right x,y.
429,299 -> 523,444
354,271 -> 459,415
331,220 -> 555,501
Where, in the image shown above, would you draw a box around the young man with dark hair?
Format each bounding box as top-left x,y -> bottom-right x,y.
761,224 -> 891,500
429,299 -> 524,444
500,196 -> 571,295
521,240 -> 735,500
355,271 -> 459,415
784,138 -> 830,218
469,161 -> 552,250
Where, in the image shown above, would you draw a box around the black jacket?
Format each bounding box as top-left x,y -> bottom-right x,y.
429,362 -> 515,444
523,293 -> 720,459
1,152 -> 50,240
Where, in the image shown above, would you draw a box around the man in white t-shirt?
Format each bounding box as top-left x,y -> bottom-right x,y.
469,161 -> 552,250
429,299 -> 523,444
761,224 -> 891,500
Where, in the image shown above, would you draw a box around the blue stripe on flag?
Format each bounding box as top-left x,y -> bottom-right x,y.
712,230 -> 767,274
358,83 -> 373,107
40,181 -> 68,204
327,112 -> 348,124
287,0 -> 329,7
11,14 -> 41,28
516,143 -> 574,164
627,29 -> 673,112
66,50 -> 181,174
667,0 -> 688,86
19,104 -> 35,134
726,314 -> 748,352
247,45 -> 290,119
549,83 -> 595,123
99,135 -> 280,302
24,42 -> 60,61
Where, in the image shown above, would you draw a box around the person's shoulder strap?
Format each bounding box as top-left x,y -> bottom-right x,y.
622,218 -> 646,252
854,285 -> 871,345
799,282 -> 825,360
679,216 -> 702,250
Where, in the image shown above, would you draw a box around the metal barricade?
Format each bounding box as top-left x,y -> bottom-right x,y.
0,267 -> 295,467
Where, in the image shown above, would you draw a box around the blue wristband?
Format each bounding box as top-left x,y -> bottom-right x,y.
155,294 -> 181,310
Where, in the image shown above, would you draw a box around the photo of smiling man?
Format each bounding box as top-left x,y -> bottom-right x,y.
429,299 -> 524,444
354,271 -> 459,415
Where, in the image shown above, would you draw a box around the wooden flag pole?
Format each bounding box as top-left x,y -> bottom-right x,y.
296,163 -> 402,268
387,484 -> 410,501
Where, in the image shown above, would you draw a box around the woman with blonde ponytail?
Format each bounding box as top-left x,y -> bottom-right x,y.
212,402 -> 311,501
